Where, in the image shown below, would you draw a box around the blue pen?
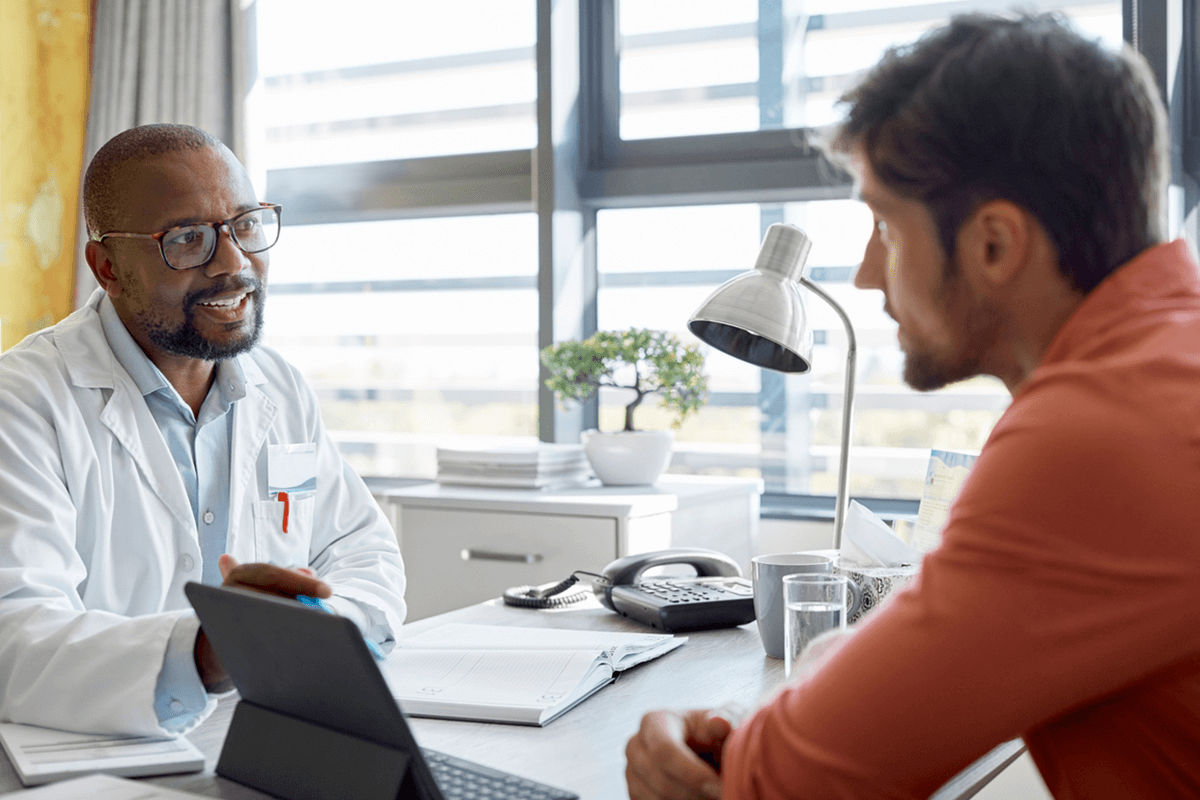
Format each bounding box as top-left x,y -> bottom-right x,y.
297,594 -> 386,660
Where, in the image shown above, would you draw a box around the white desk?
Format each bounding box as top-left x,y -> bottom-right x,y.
0,600 -> 1022,799
382,475 -> 762,620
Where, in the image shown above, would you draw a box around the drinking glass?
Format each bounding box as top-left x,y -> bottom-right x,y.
783,573 -> 849,678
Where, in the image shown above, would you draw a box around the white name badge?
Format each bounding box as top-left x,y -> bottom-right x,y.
268,443 -> 317,496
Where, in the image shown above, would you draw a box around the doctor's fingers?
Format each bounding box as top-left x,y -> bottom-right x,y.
218,553 -> 239,580
626,711 -> 723,800
221,561 -> 332,599
220,554 -> 316,582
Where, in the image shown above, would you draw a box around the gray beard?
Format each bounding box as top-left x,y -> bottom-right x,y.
146,287 -> 265,361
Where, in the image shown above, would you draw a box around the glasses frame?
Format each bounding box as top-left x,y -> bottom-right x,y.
95,202 -> 283,271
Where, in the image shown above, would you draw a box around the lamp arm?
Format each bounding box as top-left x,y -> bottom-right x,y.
799,277 -> 857,551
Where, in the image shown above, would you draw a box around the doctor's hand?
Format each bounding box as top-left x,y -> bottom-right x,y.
194,555 -> 334,693
625,708 -> 732,800
217,553 -> 332,599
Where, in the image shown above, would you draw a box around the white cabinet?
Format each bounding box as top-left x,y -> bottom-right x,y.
382,476 -> 762,621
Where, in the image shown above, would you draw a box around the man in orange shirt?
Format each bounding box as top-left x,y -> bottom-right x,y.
626,12 -> 1200,799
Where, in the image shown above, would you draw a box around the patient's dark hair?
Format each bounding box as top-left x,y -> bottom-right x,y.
83,123 -> 225,239
831,12 -> 1168,293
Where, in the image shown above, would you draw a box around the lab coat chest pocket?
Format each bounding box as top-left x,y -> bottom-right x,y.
252,493 -> 315,565
254,442 -> 319,564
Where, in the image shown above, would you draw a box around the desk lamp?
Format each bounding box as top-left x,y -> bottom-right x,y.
688,222 -> 858,549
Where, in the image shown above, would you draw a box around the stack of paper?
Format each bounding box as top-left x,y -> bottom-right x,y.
436,444 -> 594,490
0,723 -> 204,787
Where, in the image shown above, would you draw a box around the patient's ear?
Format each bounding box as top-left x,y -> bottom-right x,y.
85,240 -> 122,298
956,200 -> 1030,288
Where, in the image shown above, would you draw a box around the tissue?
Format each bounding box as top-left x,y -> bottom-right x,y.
840,500 -> 920,568
837,501 -> 921,623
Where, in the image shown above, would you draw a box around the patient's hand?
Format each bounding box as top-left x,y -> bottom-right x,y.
626,708 -> 732,800
217,554 -> 331,599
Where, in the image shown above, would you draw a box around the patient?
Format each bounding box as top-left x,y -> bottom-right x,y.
0,124 -> 406,736
626,13 -> 1200,799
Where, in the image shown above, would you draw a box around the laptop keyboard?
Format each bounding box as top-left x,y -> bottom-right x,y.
423,748 -> 579,800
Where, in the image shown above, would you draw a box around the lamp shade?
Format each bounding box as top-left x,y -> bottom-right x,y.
687,223 -> 815,372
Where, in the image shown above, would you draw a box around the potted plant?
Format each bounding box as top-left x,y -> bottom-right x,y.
540,328 -> 709,485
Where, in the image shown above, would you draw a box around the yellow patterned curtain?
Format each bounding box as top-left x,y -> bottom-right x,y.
0,1 -> 90,351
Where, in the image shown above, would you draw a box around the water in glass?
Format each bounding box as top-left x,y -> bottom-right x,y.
785,600 -> 844,677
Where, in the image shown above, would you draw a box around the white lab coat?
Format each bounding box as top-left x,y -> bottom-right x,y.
0,291 -> 406,735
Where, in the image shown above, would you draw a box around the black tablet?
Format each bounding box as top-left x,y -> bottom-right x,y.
184,582 -> 577,800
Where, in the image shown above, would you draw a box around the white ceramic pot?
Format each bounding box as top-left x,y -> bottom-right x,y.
580,429 -> 673,486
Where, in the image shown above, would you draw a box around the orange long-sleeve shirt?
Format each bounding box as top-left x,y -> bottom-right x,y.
722,240 -> 1200,799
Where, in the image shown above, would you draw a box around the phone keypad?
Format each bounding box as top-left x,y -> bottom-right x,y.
637,577 -> 753,604
610,576 -> 756,631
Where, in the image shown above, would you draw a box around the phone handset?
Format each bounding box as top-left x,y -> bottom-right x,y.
592,548 -> 743,611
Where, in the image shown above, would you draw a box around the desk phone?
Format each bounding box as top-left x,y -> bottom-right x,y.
594,549 -> 756,632
504,547 -> 757,633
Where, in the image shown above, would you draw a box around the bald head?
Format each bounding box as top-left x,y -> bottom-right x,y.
83,124 -> 235,239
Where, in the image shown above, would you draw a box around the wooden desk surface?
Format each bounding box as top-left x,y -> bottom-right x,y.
0,600 -> 1021,799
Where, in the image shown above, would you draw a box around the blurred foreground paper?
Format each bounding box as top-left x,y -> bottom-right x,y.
0,773 -> 203,798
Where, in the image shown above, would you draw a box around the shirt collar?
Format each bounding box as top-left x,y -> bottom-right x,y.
98,294 -> 251,404
1039,239 -> 1200,367
99,294 -> 169,397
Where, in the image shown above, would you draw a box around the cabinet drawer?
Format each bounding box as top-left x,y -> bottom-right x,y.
399,507 -> 619,621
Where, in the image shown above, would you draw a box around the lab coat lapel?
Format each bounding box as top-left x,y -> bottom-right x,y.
98,387 -> 196,532
228,357 -> 277,548
57,302 -> 196,533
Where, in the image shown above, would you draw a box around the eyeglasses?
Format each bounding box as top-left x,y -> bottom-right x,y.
96,203 -> 282,271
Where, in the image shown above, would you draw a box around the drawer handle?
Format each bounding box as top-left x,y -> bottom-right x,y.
460,548 -> 544,564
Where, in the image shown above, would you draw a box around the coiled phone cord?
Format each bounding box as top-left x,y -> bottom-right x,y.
501,570 -> 605,609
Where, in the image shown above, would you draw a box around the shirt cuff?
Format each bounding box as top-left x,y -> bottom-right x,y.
324,594 -> 395,656
154,613 -> 217,734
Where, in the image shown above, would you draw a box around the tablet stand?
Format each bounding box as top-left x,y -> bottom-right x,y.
218,700 -> 423,800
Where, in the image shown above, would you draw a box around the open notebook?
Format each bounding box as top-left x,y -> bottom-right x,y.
380,623 -> 685,725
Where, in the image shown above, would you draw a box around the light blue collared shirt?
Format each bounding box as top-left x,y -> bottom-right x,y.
98,296 -> 244,730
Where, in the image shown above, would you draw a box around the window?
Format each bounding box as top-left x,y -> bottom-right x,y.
255,0 -> 539,478
265,215 -> 539,477
256,0 -> 536,167
256,0 -> 1153,505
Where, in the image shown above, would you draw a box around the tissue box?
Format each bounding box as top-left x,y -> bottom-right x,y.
835,562 -> 918,624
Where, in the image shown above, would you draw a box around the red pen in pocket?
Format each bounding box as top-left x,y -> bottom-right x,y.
278,491 -> 289,534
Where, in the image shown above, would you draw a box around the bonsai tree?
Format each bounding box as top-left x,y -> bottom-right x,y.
540,328 -> 709,432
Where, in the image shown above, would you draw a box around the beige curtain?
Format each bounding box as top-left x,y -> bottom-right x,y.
0,1 -> 91,350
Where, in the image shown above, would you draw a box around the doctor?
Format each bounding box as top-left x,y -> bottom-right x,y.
0,124 -> 407,736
